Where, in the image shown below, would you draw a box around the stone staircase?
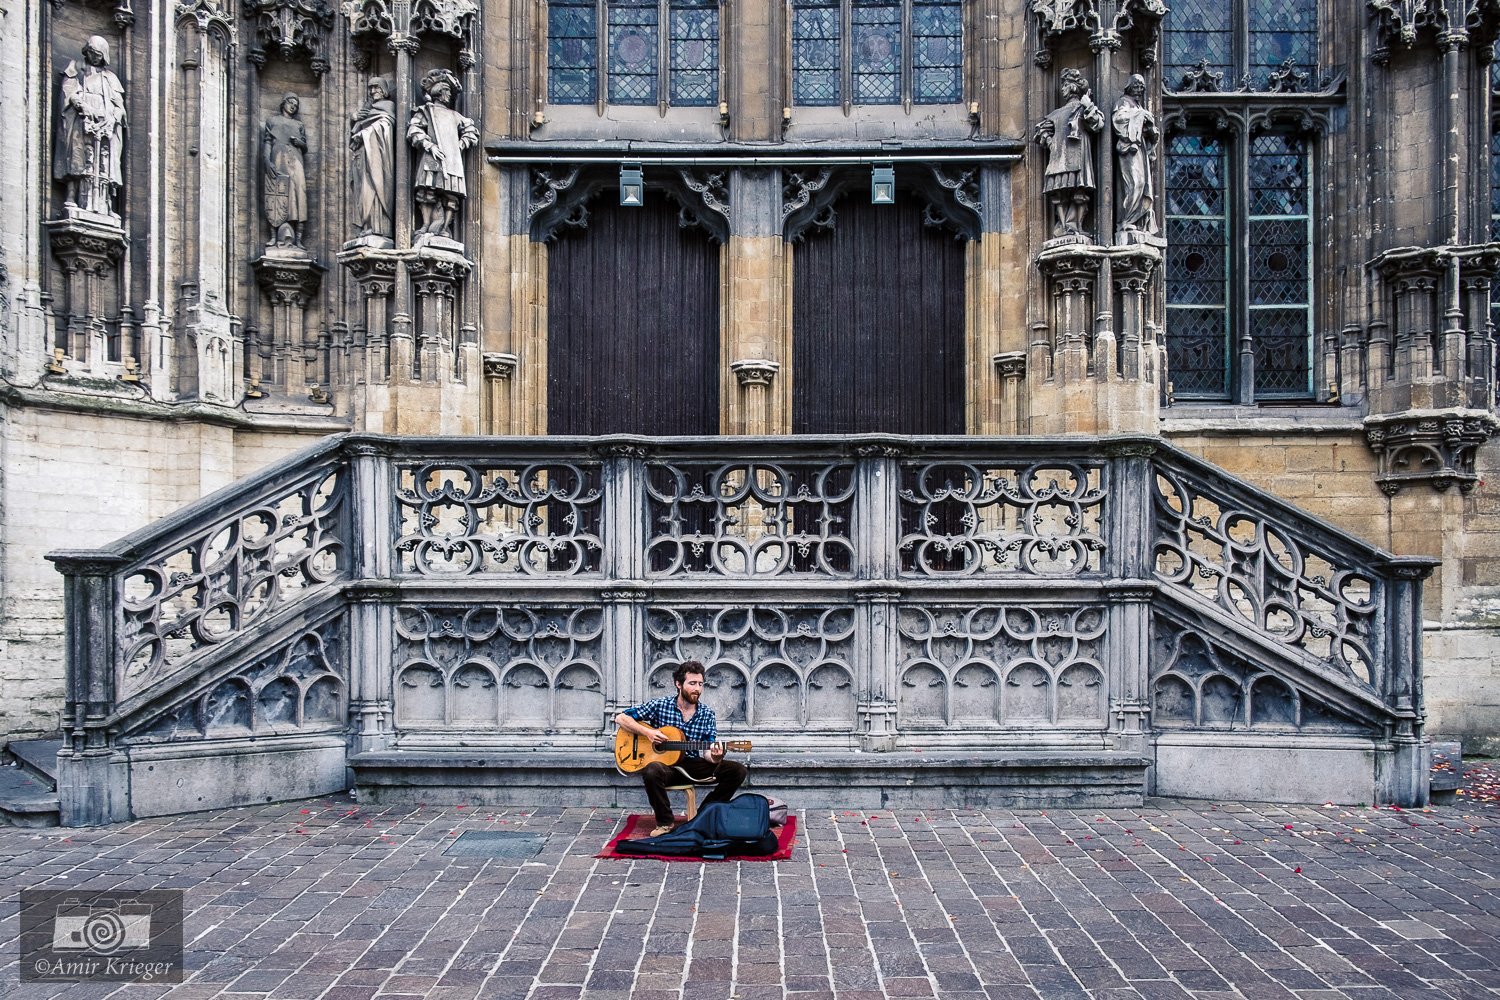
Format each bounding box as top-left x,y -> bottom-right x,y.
0,739 -> 61,827
44,433 -> 1439,825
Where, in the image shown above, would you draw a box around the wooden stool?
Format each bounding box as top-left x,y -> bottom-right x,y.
664,783 -> 698,820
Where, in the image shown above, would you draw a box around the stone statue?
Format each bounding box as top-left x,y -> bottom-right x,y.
263,93 -> 308,249
1113,74 -> 1159,243
349,76 -> 395,245
54,35 -> 127,222
407,69 -> 478,244
1032,67 -> 1105,241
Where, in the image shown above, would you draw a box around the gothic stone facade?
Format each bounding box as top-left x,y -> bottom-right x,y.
2,0 -> 1500,767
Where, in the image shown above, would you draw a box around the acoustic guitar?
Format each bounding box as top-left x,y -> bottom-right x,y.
614,724 -> 752,775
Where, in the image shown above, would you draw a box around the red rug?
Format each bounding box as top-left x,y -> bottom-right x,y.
596,814 -> 798,861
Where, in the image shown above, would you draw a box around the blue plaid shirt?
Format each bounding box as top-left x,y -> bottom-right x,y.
623,696 -> 718,758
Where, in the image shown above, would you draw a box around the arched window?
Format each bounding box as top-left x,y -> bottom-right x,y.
1162,0 -> 1322,403
790,0 -> 962,107
548,0 -> 719,106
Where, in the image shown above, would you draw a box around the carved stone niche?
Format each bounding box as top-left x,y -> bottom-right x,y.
1365,412 -> 1500,495
249,253 -> 326,402
44,216 -> 127,375
244,0 -> 335,74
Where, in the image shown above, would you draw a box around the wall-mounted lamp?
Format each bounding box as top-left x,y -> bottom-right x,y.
781,106 -> 792,135
619,161 -> 644,207
871,162 -> 895,205
718,101 -> 731,128
530,110 -> 547,131
967,101 -> 980,130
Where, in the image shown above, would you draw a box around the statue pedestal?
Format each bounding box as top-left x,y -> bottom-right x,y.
251,252 -> 325,401
44,216 -> 127,375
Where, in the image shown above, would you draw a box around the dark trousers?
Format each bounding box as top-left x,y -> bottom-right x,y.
640,757 -> 748,825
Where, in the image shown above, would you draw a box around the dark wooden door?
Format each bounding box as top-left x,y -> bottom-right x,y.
547,193 -> 721,434
792,197 -> 967,435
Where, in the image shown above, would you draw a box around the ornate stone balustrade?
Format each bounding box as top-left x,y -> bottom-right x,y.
48,434 -> 1436,824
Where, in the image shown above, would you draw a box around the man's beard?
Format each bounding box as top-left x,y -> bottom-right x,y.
680,689 -> 700,704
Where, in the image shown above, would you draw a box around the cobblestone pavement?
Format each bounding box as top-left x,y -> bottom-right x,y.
0,766 -> 1497,1000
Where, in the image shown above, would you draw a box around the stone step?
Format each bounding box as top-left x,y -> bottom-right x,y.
1431,740 -> 1463,804
6,739 -> 62,787
0,766 -> 60,827
351,749 -> 1151,810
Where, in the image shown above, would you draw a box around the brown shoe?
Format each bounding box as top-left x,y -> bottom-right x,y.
649,824 -> 673,837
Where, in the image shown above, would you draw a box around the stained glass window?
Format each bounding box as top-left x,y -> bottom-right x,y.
548,0 -> 598,104
548,0 -> 719,107
851,0 -> 900,103
792,0 -> 962,107
669,0 -> 718,105
1163,0 -> 1230,90
608,0 -> 658,104
1165,134 -> 1230,399
1165,0 -> 1316,91
912,0 -> 961,104
1250,0 -> 1316,89
792,0 -> 841,105
1248,135 -> 1312,397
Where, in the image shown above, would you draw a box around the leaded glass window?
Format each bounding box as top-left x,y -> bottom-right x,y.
1166,134 -> 1229,398
549,0 -> 599,104
791,0 -> 961,107
1165,0 -> 1315,92
1247,134 -> 1312,397
609,0 -> 658,103
1164,0 -> 1229,90
1164,131 -> 1314,401
547,0 -> 719,107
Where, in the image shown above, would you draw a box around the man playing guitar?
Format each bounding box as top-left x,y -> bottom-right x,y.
614,660 -> 748,836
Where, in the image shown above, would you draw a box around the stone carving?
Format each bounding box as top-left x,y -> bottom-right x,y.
1150,624 -> 1372,734
394,461 -> 604,575
245,0 -> 335,74
408,68 -> 478,245
1176,57 -> 1225,93
1152,464 -> 1381,687
393,605 -> 604,730
263,94 -> 309,250
131,621 -> 346,742
645,605 -> 858,730
118,463 -> 346,699
1112,74 -> 1159,244
645,460 -> 856,576
896,605 -> 1107,728
1033,68 -> 1104,242
349,76 -> 396,247
898,460 -> 1107,576
1365,413 -> 1499,495
54,36 -> 127,223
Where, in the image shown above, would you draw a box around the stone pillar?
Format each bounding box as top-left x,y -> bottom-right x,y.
853,447 -> 901,750
992,352 -> 1026,434
1377,559 -> 1437,806
601,445 -> 648,716
347,440 -> 395,754
46,552 -> 130,826
1105,441 -> 1157,755
409,249 -> 472,384
721,169 -> 790,434
730,360 -> 780,435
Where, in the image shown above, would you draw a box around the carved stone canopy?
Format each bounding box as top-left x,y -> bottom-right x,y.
1369,0 -> 1500,61
1365,411 -> 1500,494
1031,0 -> 1167,67
782,163 -> 983,242
244,0 -> 334,74
526,164 -> 730,244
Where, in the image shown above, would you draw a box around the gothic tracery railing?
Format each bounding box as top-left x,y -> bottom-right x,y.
48,433 -> 1437,822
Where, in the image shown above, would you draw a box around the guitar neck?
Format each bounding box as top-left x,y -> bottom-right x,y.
657,741 -> 718,752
